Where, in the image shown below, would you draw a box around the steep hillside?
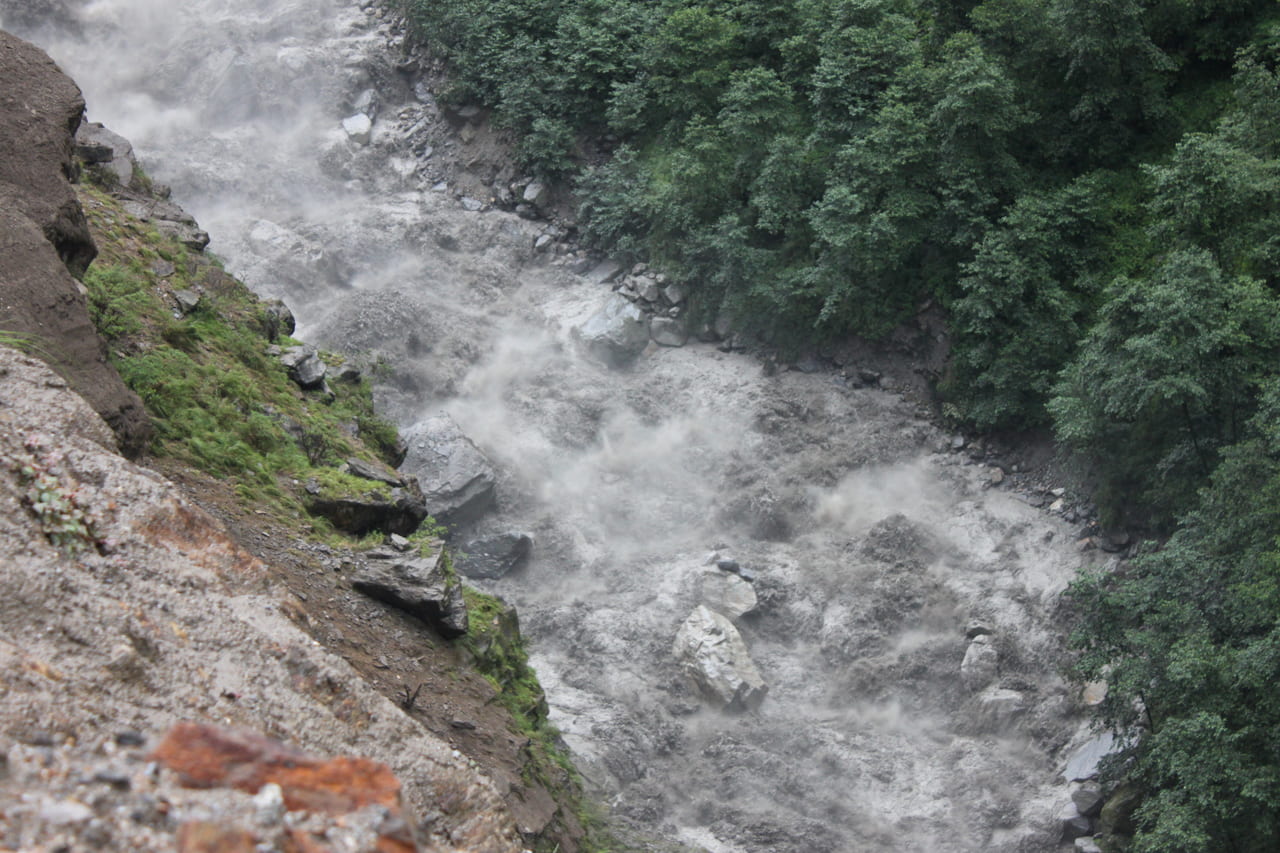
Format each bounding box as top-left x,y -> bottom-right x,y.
0,29 -> 606,853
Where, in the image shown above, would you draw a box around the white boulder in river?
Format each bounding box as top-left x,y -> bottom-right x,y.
673,605 -> 768,711
574,293 -> 649,368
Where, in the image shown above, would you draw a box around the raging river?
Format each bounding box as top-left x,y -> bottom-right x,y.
4,2 -> 1109,849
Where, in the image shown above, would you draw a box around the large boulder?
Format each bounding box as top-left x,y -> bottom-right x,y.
455,532 -> 533,580
0,32 -> 149,456
401,414 -> 497,527
575,294 -> 649,368
672,605 -> 768,712
351,550 -> 468,639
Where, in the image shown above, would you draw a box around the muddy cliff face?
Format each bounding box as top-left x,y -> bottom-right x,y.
0,30 -> 149,454
6,3 -> 1114,850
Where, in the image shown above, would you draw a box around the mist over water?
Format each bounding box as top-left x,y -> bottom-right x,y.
8,2 -> 1103,849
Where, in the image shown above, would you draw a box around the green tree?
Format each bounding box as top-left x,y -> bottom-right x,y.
1050,249 -> 1280,521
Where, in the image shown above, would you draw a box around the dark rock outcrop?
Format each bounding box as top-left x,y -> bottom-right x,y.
351,549 -> 469,638
0,31 -> 149,455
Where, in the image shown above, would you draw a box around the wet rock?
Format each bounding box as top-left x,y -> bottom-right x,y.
1074,837 -> 1102,853
672,605 -> 768,711
649,316 -> 688,348
960,634 -> 999,690
351,550 -> 468,638
574,294 -> 649,368
279,345 -> 327,389
455,532 -> 533,579
584,259 -> 623,285
1072,783 -> 1105,818
342,112 -> 373,145
401,414 -> 497,526
974,686 -> 1027,731
1059,802 -> 1092,841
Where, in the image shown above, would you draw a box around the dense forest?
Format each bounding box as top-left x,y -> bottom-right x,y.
401,0 -> 1280,849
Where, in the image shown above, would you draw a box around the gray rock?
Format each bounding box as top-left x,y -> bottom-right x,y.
1074,838 -> 1102,853
1059,802 -> 1092,841
965,619 -> 994,639
575,294 -> 649,368
279,346 -> 327,389
649,316 -> 688,348
672,605 -> 767,711
1072,783 -> 1105,818
401,413 -> 497,526
1061,732 -> 1118,781
533,233 -> 553,251
974,686 -> 1027,731
260,299 -> 295,342
351,550 -> 468,638
345,456 -> 403,487
636,276 -> 662,302
460,196 -> 483,211
522,181 -> 548,207
662,282 -> 686,305
961,634 -> 999,690
585,259 -> 623,285
173,289 -> 201,315
455,532 -> 533,579
700,571 -> 758,620
75,121 -> 135,186
342,112 -> 373,145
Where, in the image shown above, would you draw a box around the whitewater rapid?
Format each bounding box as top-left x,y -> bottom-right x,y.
7,2 -> 1104,850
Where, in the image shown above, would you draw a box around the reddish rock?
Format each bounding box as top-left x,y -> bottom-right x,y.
152,723 -> 404,816
177,821 -> 257,853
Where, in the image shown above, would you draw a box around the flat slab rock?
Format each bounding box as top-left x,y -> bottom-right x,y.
351,551 -> 468,639
672,605 -> 768,712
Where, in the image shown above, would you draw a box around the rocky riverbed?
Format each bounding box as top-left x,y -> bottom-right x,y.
4,1 -> 1124,850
